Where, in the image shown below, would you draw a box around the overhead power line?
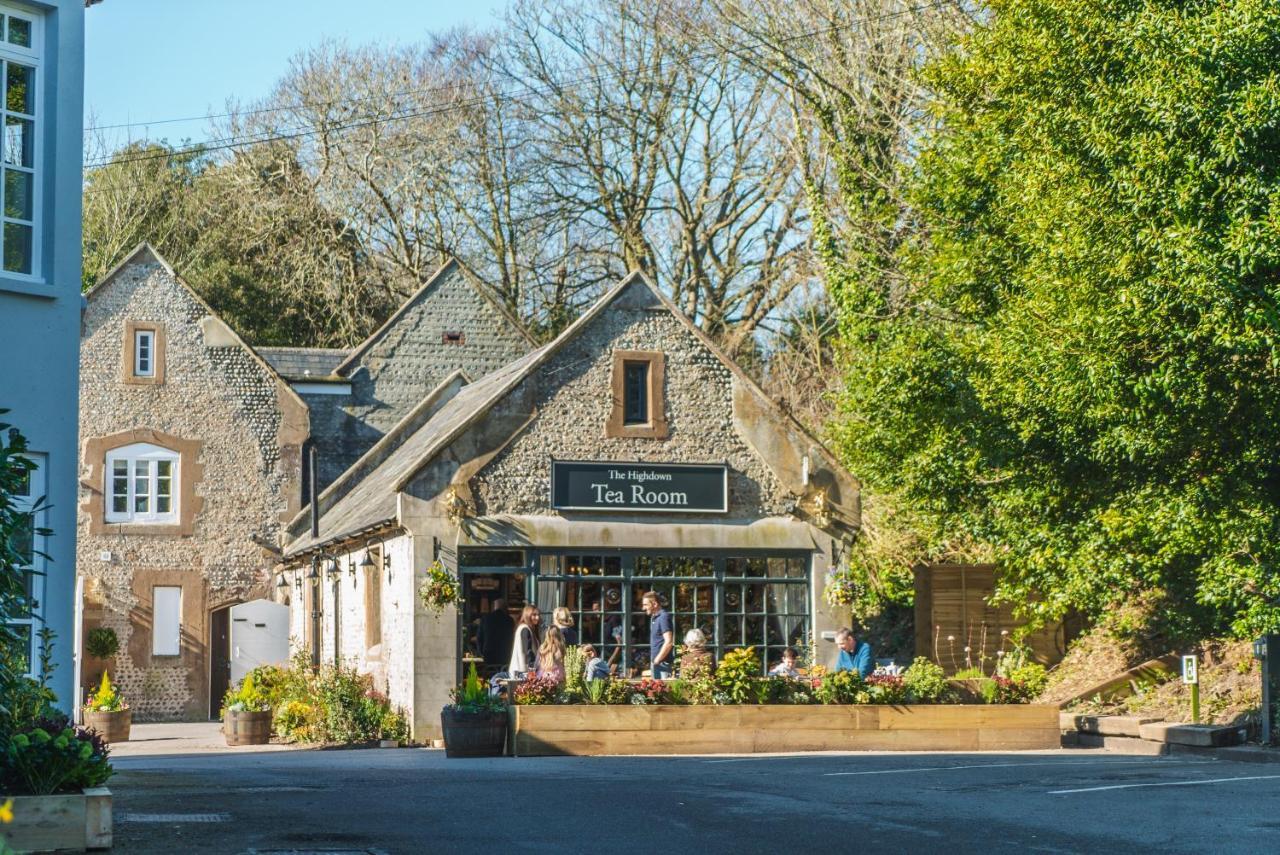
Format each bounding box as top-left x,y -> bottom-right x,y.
83,1 -> 952,173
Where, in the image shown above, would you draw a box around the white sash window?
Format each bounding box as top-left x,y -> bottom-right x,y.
105,443 -> 179,524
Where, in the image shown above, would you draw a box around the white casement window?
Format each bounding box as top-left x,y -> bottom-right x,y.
105,443 -> 179,524
0,5 -> 39,276
5,451 -> 44,676
134,329 -> 155,377
152,586 -> 181,656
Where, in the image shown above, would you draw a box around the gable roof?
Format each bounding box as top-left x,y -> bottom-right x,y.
84,242 -> 310,414
257,347 -> 350,381
285,271 -> 859,557
332,257 -> 536,377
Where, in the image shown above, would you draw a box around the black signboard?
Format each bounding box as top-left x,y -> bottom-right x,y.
550,461 -> 728,513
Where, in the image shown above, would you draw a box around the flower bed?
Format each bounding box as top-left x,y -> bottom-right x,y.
505,649 -> 1057,755
511,704 -> 1061,755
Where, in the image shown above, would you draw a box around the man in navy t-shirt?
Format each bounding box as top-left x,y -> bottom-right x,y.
642,591 -> 674,678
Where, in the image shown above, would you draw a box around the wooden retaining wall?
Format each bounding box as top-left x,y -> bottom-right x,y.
511,704 -> 1061,756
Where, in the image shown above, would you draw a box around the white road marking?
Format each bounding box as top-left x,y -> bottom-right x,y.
1050,774 -> 1280,795
823,759 -> 1218,777
120,813 -> 230,823
704,755 -> 815,763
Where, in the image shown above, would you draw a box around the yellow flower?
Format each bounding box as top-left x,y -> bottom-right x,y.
0,797 -> 13,823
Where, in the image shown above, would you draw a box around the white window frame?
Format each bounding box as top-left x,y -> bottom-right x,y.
134,329 -> 155,377
7,451 -> 44,678
152,585 -> 181,656
0,3 -> 41,281
104,442 -> 179,525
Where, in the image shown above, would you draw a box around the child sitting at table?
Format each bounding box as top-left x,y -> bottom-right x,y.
769,647 -> 801,678
582,644 -> 610,681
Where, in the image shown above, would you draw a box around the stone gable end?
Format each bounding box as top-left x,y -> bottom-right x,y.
307,263 -> 533,490
468,283 -> 794,519
77,254 -> 306,720
345,264 -> 532,436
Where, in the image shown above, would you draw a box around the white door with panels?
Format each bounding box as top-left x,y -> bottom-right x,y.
229,599 -> 290,686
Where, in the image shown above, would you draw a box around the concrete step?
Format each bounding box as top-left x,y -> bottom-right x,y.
1138,722 -> 1241,747
1075,733 -> 1169,755
1061,714 -> 1163,737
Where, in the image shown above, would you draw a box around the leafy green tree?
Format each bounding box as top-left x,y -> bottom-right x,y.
832,0 -> 1280,639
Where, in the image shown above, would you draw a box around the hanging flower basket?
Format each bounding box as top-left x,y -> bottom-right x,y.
419,560 -> 462,615
823,567 -> 865,609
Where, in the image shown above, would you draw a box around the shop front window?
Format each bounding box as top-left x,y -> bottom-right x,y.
523,551 -> 810,676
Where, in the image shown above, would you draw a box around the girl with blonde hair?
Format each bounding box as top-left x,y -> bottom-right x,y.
552,606 -> 578,646
537,625 -> 567,683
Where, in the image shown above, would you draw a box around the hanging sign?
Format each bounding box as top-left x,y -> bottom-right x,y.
550,461 -> 728,513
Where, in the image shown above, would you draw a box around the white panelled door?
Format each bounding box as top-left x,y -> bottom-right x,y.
229,599 -> 290,686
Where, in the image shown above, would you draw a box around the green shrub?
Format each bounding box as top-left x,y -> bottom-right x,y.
715,647 -> 761,704
221,671 -> 271,714
952,666 -> 985,680
564,645 -> 587,697
902,658 -> 950,704
815,670 -> 866,704
273,700 -> 316,741
602,678 -> 634,705
866,675 -> 909,704
449,663 -> 504,714
84,627 -> 119,660
583,678 -> 607,705
1,722 -> 112,796
1006,662 -> 1048,698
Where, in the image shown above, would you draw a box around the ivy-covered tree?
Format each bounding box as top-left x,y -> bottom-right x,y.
832,0 -> 1280,639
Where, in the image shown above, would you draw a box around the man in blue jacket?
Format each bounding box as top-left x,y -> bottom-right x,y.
834,627 -> 873,677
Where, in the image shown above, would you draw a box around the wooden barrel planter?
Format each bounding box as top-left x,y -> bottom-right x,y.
224,709 -> 272,746
440,708 -> 507,758
83,708 -> 131,743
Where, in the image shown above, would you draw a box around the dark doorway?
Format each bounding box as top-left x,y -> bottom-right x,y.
209,605 -> 233,719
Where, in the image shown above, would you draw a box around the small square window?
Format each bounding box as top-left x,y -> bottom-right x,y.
623,362 -> 649,425
7,16 -> 30,48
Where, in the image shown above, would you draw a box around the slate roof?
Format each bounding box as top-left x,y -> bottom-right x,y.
257,347 -> 349,381
284,270 -> 861,559
284,344 -> 552,556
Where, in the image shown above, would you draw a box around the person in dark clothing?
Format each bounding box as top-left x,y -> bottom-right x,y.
477,598 -> 515,667
641,590 -> 674,678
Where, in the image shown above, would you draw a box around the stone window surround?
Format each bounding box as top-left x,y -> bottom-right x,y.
123,320 -> 166,385
82,428 -> 204,536
607,349 -> 668,439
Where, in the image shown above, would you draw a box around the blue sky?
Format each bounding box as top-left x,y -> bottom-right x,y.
85,0 -> 508,151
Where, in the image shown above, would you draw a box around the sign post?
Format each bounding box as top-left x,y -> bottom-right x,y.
1182,654 -> 1199,724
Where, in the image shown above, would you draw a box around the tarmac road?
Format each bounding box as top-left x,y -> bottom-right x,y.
108,739 -> 1279,854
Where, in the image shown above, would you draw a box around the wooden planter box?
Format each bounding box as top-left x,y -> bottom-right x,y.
223,709 -> 272,746
4,787 -> 112,852
83,708 -> 131,743
511,704 -> 1060,756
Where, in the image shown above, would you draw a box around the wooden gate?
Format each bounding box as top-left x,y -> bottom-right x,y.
913,564 -> 1076,674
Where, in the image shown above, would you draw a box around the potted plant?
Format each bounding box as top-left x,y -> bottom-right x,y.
221,672 -> 272,746
82,671 -> 131,743
440,663 -> 507,758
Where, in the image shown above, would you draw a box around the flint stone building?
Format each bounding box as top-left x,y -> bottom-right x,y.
260,259 -> 534,494
76,245 -> 309,719
280,272 -> 860,740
